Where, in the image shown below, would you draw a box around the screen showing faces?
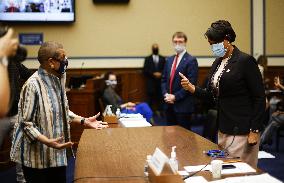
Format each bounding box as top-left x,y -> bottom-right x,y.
0,0 -> 75,22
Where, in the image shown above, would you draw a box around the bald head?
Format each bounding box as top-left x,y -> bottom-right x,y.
151,43 -> 159,55
38,41 -> 63,64
152,43 -> 159,50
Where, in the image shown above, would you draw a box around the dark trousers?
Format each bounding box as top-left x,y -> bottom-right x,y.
147,91 -> 163,112
22,165 -> 66,183
166,105 -> 192,130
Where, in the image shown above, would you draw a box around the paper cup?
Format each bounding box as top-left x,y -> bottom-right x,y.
211,159 -> 223,179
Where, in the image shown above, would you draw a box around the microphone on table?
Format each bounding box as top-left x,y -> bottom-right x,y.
223,126 -> 239,156
80,62 -> 85,76
183,127 -> 239,180
205,126 -> 239,158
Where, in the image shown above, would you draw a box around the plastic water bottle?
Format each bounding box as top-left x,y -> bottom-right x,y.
144,155 -> 152,177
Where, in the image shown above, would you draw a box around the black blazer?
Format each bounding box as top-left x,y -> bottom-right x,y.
195,47 -> 265,135
143,55 -> 165,93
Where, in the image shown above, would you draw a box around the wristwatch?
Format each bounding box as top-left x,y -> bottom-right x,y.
0,56 -> 8,67
250,129 -> 259,133
80,118 -> 85,125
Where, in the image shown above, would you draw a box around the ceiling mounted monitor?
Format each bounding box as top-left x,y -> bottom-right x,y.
0,0 -> 75,23
93,0 -> 130,4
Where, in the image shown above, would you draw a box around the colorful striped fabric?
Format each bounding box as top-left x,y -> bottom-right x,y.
11,67 -> 72,169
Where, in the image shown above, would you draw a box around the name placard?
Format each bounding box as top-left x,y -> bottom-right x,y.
19,33 -> 43,45
149,148 -> 169,175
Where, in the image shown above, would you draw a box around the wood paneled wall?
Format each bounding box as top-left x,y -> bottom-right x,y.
66,66 -> 283,146
66,66 -> 284,105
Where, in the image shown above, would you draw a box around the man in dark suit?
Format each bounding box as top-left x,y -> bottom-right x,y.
161,32 -> 198,130
143,43 -> 165,114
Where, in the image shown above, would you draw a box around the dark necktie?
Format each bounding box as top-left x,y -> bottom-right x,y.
169,54 -> 179,94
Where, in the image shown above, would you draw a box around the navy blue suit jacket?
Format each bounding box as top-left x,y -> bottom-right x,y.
161,52 -> 198,113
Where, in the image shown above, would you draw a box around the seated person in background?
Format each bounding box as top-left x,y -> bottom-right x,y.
103,72 -> 153,123
261,76 -> 284,145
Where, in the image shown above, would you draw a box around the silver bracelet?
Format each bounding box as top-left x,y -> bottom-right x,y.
0,56 -> 8,67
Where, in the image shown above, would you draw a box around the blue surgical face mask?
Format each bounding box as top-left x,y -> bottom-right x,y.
211,42 -> 227,57
56,57 -> 68,75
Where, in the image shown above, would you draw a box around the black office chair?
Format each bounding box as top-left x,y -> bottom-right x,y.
0,135 -> 15,171
276,125 -> 284,152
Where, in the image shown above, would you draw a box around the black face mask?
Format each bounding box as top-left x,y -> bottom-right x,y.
152,48 -> 159,55
56,57 -> 69,75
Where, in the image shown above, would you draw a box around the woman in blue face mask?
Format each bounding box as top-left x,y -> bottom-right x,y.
179,20 -> 265,168
102,72 -> 153,123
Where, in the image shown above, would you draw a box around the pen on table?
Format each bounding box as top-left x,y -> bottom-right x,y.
223,159 -> 242,163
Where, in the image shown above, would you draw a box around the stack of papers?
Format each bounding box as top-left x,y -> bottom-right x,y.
258,151 -> 275,159
118,113 -> 152,127
184,176 -> 208,183
120,113 -> 144,118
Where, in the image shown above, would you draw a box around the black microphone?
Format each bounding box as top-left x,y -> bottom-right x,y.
183,127 -> 239,180
80,62 -> 85,76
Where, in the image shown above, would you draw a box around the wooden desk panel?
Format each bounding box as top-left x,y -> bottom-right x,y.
74,126 -> 219,182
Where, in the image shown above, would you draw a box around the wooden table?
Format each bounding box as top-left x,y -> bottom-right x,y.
74,126 -> 225,182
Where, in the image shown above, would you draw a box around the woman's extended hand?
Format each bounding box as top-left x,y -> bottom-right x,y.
85,113 -> 109,129
247,131 -> 259,146
179,72 -> 195,93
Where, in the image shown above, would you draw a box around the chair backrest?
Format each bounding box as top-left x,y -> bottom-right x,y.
0,135 -> 15,170
98,97 -> 106,114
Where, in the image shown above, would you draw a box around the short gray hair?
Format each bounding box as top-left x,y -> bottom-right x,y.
37,41 -> 63,64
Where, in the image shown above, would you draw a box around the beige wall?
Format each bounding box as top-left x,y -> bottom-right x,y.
12,0 -> 251,58
266,0 -> 284,55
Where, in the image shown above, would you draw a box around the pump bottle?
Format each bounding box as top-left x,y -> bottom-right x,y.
144,155 -> 152,177
169,146 -> 178,172
116,108 -> 121,118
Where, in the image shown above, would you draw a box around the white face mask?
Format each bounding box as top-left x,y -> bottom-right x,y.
105,80 -> 117,86
174,44 -> 186,54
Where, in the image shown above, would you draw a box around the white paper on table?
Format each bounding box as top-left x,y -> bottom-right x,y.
184,176 -> 208,183
177,170 -> 189,176
120,113 -> 143,118
119,119 -> 152,127
184,165 -> 211,172
184,162 -> 255,175
210,173 -> 282,183
258,151 -> 275,159
220,162 -> 256,175
119,117 -> 145,121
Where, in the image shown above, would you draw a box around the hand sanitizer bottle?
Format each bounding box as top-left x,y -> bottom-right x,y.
116,108 -> 121,118
144,155 -> 152,177
106,105 -> 113,116
169,146 -> 178,173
